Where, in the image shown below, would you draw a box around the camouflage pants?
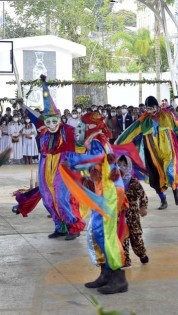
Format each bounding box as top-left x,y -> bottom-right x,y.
123,208 -> 147,266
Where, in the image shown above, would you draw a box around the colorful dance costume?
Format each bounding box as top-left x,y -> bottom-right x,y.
116,96 -> 178,207
13,75 -> 85,239
60,112 -> 129,294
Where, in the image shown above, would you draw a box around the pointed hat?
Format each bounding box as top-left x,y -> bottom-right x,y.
40,74 -> 60,115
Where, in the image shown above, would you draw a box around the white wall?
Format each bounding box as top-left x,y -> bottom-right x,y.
0,41 -> 76,113
106,72 -> 171,106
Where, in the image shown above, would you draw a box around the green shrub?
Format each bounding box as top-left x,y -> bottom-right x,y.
74,95 -> 90,106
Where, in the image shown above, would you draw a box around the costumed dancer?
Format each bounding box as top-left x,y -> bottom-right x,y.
60,112 -> 129,294
118,155 -> 149,269
115,95 -> 178,210
13,75 -> 86,240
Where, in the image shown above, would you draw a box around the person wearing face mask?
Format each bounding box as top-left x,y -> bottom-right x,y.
8,114 -> 23,164
76,106 -> 82,118
22,117 -> 38,164
117,105 -> 133,135
98,106 -> 103,115
101,109 -> 108,122
116,95 -> 178,210
106,107 -> 120,144
4,107 -> 13,122
62,112 -> 129,294
13,75 -> 86,241
91,104 -> 98,112
0,117 -> 11,153
61,115 -> 67,124
63,109 -> 70,117
67,109 -> 81,128
81,109 -> 87,116
138,103 -> 146,116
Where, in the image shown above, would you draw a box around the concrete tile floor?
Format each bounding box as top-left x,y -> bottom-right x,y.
0,164 -> 178,315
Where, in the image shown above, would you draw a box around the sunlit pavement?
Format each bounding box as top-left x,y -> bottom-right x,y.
0,164 -> 178,315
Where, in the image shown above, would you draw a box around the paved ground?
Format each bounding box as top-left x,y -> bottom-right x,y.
0,164 -> 178,315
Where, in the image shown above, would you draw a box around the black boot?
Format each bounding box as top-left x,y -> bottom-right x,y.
48,231 -> 67,238
65,233 -> 80,241
158,197 -> 168,210
97,269 -> 128,294
85,265 -> 111,288
172,188 -> 178,205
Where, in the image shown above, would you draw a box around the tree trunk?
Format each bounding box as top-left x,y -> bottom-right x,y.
155,4 -> 161,104
139,69 -> 142,104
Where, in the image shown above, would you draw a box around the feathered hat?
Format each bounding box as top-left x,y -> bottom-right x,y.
145,96 -> 159,108
40,74 -> 60,116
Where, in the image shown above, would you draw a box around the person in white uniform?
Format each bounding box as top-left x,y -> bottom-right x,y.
67,109 -> 81,128
0,117 -> 11,152
8,114 -> 23,163
22,117 -> 38,164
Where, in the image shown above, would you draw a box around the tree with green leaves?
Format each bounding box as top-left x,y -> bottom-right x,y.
1,0 -> 175,84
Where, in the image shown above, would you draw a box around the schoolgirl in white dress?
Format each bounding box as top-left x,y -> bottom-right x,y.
8,115 -> 23,162
22,118 -> 38,164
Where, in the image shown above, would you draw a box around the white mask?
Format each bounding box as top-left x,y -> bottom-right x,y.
44,115 -> 61,133
26,119 -> 30,123
111,112 -> 116,116
72,114 -> 78,119
77,108 -> 82,113
13,117 -> 18,122
121,109 -> 127,114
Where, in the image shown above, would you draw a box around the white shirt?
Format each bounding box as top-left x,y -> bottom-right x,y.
122,113 -> 127,131
67,117 -> 81,128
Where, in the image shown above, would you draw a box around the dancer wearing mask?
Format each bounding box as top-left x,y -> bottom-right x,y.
61,112 -> 129,294
13,75 -> 86,240
116,95 -> 178,210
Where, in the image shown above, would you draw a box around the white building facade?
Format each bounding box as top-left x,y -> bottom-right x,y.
106,72 -> 171,106
0,35 -> 86,113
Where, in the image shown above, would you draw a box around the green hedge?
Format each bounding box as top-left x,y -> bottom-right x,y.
74,95 -> 90,106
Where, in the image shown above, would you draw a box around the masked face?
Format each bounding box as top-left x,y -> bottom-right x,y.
62,118 -> 67,123
101,111 -> 107,117
111,111 -> 116,117
72,112 -> 78,119
121,108 -> 127,114
146,106 -> 158,115
44,115 -> 61,133
75,121 -> 86,145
